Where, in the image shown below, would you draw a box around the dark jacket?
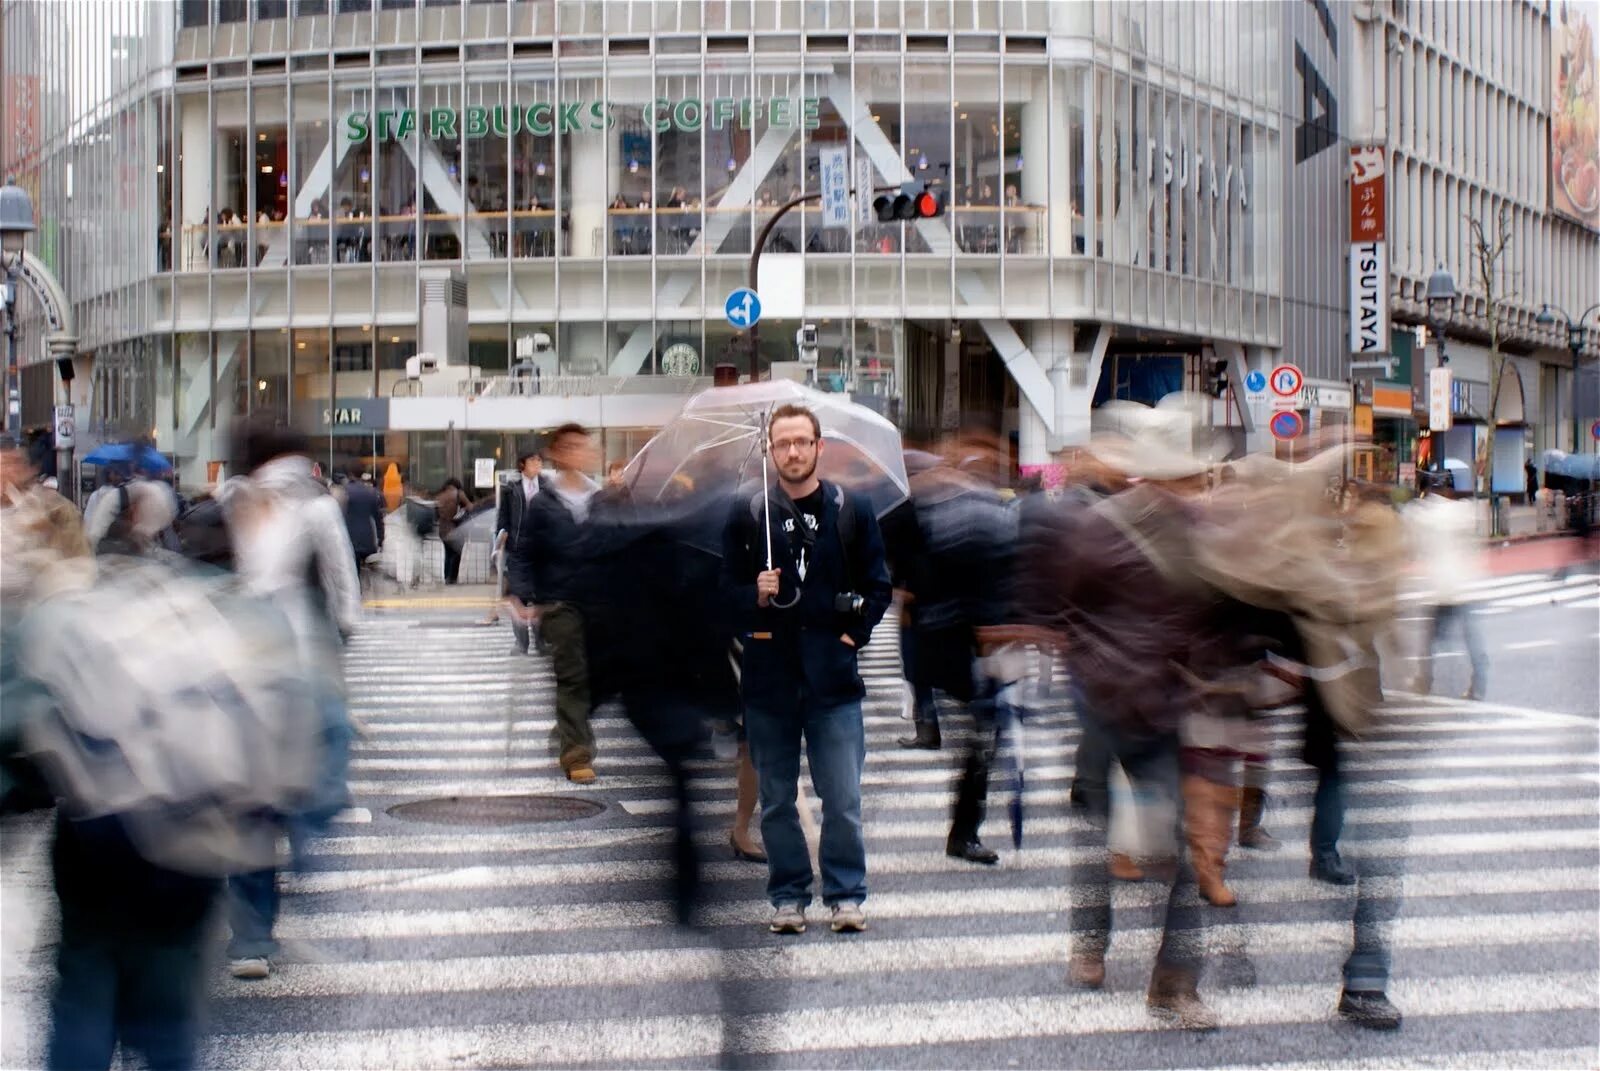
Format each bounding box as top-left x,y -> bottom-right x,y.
720,479 -> 891,712
896,470 -> 1016,700
497,476 -> 539,599
524,474 -> 605,606
434,485 -> 473,541
343,480 -> 386,557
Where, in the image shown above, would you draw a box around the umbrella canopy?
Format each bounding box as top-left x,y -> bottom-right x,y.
81,442 -> 172,475
623,380 -> 909,554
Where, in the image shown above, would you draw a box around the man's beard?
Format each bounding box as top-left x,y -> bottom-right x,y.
779,455 -> 818,485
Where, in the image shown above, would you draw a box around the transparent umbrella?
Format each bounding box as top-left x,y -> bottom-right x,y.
623,380 -> 910,561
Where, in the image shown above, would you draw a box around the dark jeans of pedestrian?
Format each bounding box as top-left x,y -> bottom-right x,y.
949,686 -> 998,844
746,698 -> 867,908
1427,602 -> 1487,694
1069,721 -> 1201,977
539,602 -> 594,761
48,903 -> 216,1071
226,868 -> 280,960
900,624 -> 937,728
1069,683 -> 1113,810
1302,688 -> 1345,858
442,541 -> 462,585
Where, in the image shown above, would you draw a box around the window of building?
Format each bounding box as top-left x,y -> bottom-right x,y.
853,56 -> 902,256
952,58 -> 1000,254
510,73 -> 557,257
252,329 -> 291,420
557,73 -> 602,256
175,92 -> 211,271
463,74 -> 512,260
902,61 -> 952,255
654,71 -> 704,255
332,81 -> 374,262
253,85 -> 290,267
374,79 -> 418,262
292,82 -> 332,265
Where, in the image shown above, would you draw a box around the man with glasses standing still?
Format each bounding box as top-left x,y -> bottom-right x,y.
721,404 -> 892,936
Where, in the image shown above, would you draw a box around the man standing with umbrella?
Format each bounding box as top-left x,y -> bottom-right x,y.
721,403 -> 892,936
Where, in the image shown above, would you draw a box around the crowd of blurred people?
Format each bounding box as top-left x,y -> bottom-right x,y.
0,393 -> 1505,1068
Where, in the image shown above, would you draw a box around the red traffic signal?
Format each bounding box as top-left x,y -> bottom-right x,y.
874,184 -> 946,222
914,188 -> 945,218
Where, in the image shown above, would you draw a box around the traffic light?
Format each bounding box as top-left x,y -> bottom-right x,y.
873,182 -> 946,222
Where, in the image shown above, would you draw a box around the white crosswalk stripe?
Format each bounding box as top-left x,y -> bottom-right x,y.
3,610 -> 1596,1070
1399,568 -> 1600,613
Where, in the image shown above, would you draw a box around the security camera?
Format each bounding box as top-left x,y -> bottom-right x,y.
532,331 -> 553,355
796,324 -> 820,366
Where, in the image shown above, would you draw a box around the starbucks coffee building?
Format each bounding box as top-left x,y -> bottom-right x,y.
16,0 -> 1547,492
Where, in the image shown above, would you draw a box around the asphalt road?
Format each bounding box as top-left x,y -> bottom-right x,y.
2,568 -> 1596,1070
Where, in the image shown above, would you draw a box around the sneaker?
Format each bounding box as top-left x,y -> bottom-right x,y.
769,903 -> 806,935
229,957 -> 271,980
1338,989 -> 1403,1030
830,901 -> 867,933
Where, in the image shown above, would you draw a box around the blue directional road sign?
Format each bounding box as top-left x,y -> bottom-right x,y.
1244,369 -> 1267,394
725,287 -> 762,328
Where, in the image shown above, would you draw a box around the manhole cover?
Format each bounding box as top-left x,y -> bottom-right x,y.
386,795 -> 605,826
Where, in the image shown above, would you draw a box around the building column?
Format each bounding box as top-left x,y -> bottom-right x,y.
1021,75 -> 1071,256
567,123 -> 621,257
179,98 -> 212,271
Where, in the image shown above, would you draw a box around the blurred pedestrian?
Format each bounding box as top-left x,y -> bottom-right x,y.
1405,482 -> 1487,699
216,419 -> 361,981
496,450 -> 542,652
526,423 -> 603,782
720,404 -> 892,935
341,463 -> 386,587
1016,428 -> 1248,1031
894,455 -> 1016,865
434,477 -> 474,585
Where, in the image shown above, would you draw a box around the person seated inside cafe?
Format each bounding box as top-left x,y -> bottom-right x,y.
610,194 -> 630,210
666,186 -> 688,208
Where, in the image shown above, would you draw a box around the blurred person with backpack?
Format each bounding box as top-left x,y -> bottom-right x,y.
7,474 -> 319,1071
214,418 -> 361,981
434,476 -> 475,585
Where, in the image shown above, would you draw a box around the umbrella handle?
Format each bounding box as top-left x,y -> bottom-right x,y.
761,409 -> 774,571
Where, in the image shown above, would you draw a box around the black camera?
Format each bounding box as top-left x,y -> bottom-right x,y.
834,592 -> 865,615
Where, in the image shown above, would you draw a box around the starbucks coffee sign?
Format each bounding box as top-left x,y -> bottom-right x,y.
660,343 -> 701,377
346,97 -> 824,143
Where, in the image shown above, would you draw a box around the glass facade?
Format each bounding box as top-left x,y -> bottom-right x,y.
52,0 -> 1588,488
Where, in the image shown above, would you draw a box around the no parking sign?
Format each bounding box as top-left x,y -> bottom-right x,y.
1269,410 -> 1304,441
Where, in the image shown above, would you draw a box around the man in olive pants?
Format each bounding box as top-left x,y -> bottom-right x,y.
525,424 -> 602,783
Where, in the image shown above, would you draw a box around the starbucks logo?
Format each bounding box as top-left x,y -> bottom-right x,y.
661,343 -> 701,377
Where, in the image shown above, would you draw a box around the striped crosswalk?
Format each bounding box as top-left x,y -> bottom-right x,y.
3,610 -> 1597,1070
1399,568 -> 1600,613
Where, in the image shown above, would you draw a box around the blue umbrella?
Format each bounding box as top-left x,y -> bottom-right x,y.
81,442 -> 172,475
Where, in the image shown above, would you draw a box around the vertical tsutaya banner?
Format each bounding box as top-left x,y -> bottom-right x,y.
1349,145 -> 1388,354
1551,2 -> 1599,230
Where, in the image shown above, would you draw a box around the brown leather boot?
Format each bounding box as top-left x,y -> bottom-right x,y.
1182,775 -> 1238,907
1067,951 -> 1106,989
1146,964 -> 1218,1031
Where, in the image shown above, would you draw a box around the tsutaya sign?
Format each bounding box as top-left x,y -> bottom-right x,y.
346,98 -> 824,142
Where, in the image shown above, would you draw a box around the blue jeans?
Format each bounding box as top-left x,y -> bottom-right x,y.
48,912 -> 212,1071
226,868 -> 279,960
745,699 -> 867,908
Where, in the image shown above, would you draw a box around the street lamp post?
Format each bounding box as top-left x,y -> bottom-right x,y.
1535,301 -> 1600,453
1424,264 -> 1457,486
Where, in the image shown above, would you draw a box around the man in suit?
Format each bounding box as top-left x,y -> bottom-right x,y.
498,449 -> 542,654
342,465 -> 386,583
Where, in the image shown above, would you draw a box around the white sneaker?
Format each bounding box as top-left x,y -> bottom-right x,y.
830,901 -> 866,933
769,904 -> 806,934
229,957 -> 271,980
